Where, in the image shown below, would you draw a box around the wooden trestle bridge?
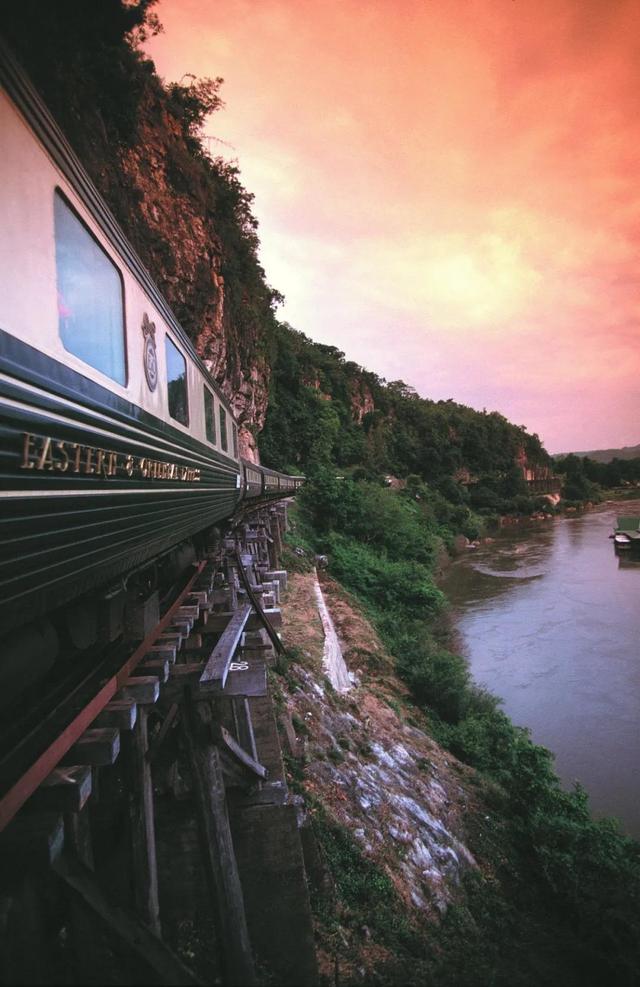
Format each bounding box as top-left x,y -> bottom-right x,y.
0,502 -> 318,986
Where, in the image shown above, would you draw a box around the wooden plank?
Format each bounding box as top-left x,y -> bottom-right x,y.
29,765 -> 92,813
146,643 -> 178,662
95,699 -> 138,731
53,853 -> 200,986
199,603 -> 253,687
146,704 -> 180,765
61,728 -> 120,767
235,552 -> 285,655
158,632 -> 183,646
181,700 -> 256,986
65,803 -> 95,870
217,725 -> 267,781
169,619 -> 192,635
177,605 -> 200,620
141,657 -> 169,683
233,697 -> 258,761
221,664 -> 268,698
120,676 -> 160,705
124,707 -> 160,936
204,609 -> 281,633
184,633 -> 203,651
0,811 -> 64,868
228,566 -> 239,611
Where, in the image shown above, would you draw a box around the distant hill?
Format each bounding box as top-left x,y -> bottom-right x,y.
555,443 -> 640,463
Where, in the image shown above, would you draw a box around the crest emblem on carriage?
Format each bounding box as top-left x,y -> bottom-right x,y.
141,313 -> 158,391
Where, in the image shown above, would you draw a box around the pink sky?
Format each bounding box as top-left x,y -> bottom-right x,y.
147,0 -> 640,453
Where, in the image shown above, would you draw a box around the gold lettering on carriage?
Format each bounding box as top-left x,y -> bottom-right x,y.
20,432 -> 201,482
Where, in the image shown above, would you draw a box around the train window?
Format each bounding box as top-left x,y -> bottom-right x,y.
165,336 -> 189,425
219,405 -> 228,452
232,423 -> 239,459
54,191 -> 126,384
204,387 -> 216,444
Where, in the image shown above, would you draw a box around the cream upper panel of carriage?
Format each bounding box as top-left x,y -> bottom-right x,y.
0,87 -> 238,462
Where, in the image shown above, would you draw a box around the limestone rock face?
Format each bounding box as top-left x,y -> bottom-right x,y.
348,378 -> 375,423
113,102 -> 270,461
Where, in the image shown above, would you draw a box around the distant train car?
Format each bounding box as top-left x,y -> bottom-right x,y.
0,44 -> 300,637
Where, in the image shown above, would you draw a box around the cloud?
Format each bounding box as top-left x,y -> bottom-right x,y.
147,0 -> 640,450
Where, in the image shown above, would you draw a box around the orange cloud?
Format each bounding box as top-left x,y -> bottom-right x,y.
147,0 -> 640,451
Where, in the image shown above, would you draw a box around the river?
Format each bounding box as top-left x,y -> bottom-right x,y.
440,500 -> 640,838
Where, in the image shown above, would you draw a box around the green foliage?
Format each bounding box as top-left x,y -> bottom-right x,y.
260,323 -> 553,520
294,467 -> 640,982
310,807 -> 419,952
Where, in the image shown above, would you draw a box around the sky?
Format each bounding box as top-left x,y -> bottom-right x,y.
146,0 -> 640,453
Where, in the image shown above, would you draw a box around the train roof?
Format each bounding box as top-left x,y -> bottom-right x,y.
0,38 -> 234,417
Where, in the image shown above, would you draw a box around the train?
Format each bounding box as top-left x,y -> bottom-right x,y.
0,41 -> 302,678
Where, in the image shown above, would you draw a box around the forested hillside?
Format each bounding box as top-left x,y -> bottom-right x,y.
260,323 -> 553,522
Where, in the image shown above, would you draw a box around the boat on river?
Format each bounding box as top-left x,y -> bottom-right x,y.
612,517 -> 640,551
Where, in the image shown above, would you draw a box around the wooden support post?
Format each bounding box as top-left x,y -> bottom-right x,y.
124,707 -> 161,937
182,694 -> 256,986
228,564 -> 238,611
65,803 -> 95,870
271,514 -> 283,567
232,698 -> 259,762
235,552 -> 285,656
53,854 -> 199,986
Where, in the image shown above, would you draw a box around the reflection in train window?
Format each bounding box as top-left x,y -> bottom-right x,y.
165,336 -> 189,425
204,387 -> 216,444
219,405 -> 228,452
232,423 -> 238,459
54,191 -> 126,384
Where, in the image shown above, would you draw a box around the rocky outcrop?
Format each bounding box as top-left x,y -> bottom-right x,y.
280,571 -> 479,932
3,12 -> 273,461
348,378 -> 375,424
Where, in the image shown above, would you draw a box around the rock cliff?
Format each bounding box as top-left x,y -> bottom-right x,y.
3,2 -> 275,460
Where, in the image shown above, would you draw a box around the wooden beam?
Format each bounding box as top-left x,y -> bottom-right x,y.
146,643 -> 178,663
0,811 -> 64,869
120,676 -> 160,705
65,803 -> 95,870
124,707 -> 160,937
146,704 -> 180,765
29,765 -> 92,813
216,725 -> 267,781
95,699 -> 137,731
141,657 -> 169,683
182,697 -> 255,986
61,728 -> 120,767
232,698 -> 258,762
235,552 -> 285,655
53,853 -> 200,986
199,604 -> 252,687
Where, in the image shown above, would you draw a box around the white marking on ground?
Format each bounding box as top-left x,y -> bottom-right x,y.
313,570 -> 352,692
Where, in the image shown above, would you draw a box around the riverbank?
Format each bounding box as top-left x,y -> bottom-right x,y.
440,501 -> 640,837
285,480 -> 640,984
277,545 -> 640,986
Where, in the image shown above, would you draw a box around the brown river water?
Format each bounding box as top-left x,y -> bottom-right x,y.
440,500 -> 640,838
